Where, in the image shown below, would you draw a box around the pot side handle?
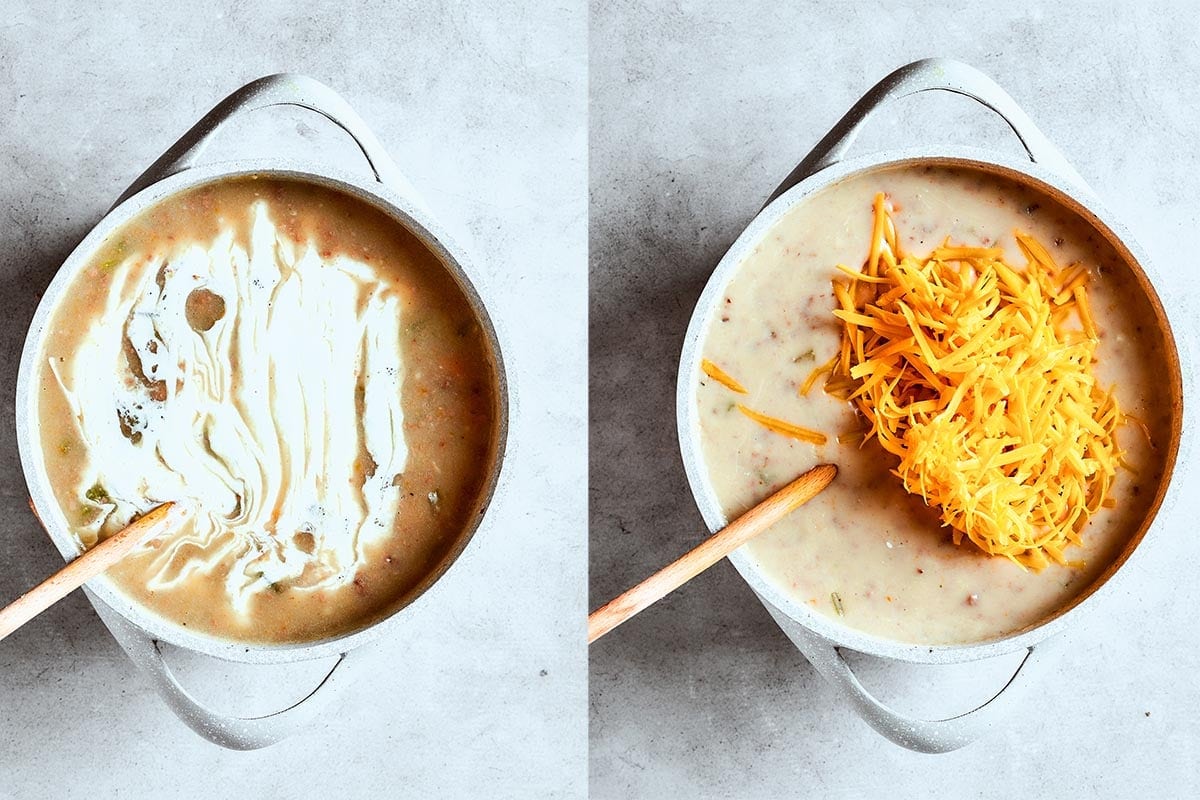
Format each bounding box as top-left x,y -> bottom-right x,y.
113,73 -> 421,208
767,58 -> 1090,205
761,601 -> 1057,754
85,587 -> 358,751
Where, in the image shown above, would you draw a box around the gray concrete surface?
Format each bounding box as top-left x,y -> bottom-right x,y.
589,1 -> 1200,797
0,2 -> 585,798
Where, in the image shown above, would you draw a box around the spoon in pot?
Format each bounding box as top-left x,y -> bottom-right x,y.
588,463 -> 837,643
0,502 -> 187,643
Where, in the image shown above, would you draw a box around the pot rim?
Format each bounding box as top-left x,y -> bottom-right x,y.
16,157 -> 510,665
676,144 -> 1184,665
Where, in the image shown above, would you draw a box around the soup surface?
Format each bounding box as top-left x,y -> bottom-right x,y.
37,176 -> 499,643
696,164 -> 1174,645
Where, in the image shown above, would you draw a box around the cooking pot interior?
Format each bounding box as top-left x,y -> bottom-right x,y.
17,165 -> 508,662
680,154 -> 1183,660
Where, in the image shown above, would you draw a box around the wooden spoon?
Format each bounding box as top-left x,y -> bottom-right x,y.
0,502 -> 186,643
588,464 -> 837,643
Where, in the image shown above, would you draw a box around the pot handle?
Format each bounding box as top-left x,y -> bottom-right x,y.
767,58 -> 1090,205
85,587 -> 357,750
760,600 -> 1057,753
113,73 -> 419,207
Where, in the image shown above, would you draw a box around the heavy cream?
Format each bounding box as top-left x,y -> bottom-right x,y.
51,201 -> 408,615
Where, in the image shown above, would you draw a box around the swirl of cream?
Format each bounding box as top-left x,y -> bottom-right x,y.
50,201 -> 408,615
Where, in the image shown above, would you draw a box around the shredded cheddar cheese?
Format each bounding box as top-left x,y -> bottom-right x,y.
701,358 -> 748,394
737,404 -> 828,445
823,193 -> 1123,569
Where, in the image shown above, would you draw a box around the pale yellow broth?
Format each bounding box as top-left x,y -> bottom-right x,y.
697,164 -> 1173,645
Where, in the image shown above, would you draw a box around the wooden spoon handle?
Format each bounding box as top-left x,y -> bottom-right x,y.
588,464 -> 837,644
0,502 -> 185,642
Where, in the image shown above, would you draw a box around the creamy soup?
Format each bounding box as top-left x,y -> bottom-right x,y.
696,164 -> 1174,645
37,176 -> 499,644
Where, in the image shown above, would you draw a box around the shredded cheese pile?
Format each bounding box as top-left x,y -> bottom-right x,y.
821,193 -> 1122,569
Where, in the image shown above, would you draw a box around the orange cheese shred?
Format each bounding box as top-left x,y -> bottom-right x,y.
701,358 -> 748,394
827,193 -> 1124,569
800,353 -> 838,396
737,404 -> 828,445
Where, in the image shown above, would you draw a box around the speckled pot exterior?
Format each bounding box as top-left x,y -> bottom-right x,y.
675,59 -> 1186,752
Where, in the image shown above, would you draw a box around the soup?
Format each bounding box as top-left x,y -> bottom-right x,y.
696,164 -> 1174,645
36,176 -> 500,644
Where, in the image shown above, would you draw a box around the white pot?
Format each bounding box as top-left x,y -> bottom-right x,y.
15,75 -> 509,750
676,59 -> 1186,753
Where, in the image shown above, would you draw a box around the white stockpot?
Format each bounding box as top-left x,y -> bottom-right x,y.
676,59 -> 1186,753
15,75 -> 509,749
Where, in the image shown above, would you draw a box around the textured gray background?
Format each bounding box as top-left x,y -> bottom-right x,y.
589,1 -> 1200,798
0,2 -> 585,798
